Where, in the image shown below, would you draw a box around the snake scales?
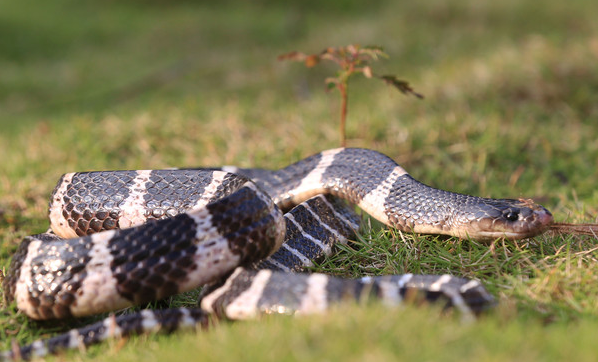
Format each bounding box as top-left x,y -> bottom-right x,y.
1,148 -> 553,360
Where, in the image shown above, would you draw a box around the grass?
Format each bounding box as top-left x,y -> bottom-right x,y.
1,0 -> 598,360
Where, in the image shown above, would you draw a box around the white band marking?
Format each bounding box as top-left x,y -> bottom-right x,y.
70,230 -> 131,317
119,170 -> 152,228
302,202 -> 349,245
297,273 -> 329,315
428,274 -> 453,291
200,267 -> 246,314
286,213 -> 330,253
49,173 -> 77,238
14,239 -> 44,319
191,171 -> 229,209
318,195 -> 361,231
288,148 -> 344,205
257,257 -> 291,272
358,166 -> 407,224
224,269 -> 273,320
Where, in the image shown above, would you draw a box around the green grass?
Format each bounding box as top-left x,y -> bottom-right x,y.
1,0 -> 598,360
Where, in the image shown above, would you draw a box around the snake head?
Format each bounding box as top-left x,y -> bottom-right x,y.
464,198 -> 554,241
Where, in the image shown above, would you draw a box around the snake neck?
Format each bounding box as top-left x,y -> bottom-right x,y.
239,148 -> 553,241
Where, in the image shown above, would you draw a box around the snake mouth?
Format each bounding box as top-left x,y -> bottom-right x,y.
467,201 -> 554,241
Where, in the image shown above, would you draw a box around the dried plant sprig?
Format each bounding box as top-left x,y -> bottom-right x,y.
279,44 -> 423,146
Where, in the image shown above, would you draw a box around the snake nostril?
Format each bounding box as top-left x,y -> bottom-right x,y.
504,211 -> 519,222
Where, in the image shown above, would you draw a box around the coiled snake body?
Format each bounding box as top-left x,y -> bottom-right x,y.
1,148 -> 553,360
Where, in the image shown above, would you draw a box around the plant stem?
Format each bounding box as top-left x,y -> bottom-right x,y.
339,83 -> 347,147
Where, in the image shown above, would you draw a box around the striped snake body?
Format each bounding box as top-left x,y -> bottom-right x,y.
1,148 -> 553,360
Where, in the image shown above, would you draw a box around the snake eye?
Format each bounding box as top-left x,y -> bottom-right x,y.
504,211 -> 519,222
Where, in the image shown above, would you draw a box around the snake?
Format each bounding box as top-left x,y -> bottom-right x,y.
1,147 -> 554,360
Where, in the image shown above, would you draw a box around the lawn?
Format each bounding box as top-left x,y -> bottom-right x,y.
1,0 -> 598,360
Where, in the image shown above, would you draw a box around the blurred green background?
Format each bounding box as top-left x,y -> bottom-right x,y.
3,0 -> 597,128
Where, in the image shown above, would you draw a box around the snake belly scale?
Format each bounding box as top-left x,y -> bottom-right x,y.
1,148 -> 553,360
